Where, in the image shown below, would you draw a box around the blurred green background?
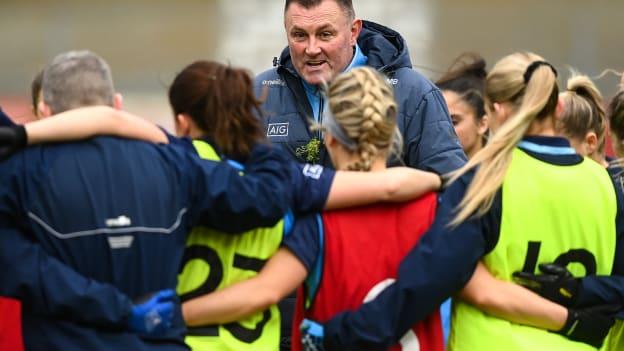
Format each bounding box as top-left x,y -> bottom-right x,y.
1,0 -> 622,129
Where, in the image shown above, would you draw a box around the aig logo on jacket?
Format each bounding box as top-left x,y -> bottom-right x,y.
267,122 -> 289,137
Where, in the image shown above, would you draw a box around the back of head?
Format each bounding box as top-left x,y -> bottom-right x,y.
42,50 -> 115,114
450,52 -> 559,225
284,0 -> 355,19
168,60 -> 265,160
326,66 -> 399,171
609,89 -> 624,157
436,52 -> 487,119
558,74 -> 606,154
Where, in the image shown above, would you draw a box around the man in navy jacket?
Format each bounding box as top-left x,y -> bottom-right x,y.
0,50 -> 291,351
255,0 -> 466,173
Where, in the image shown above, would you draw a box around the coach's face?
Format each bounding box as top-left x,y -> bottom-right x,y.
285,0 -> 362,85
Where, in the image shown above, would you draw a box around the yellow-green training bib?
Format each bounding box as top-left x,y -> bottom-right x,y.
178,140 -> 284,351
449,149 -> 617,351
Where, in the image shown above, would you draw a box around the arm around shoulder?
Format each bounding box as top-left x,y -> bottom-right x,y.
325,167 -> 441,210
25,106 -> 167,145
183,248 -> 307,326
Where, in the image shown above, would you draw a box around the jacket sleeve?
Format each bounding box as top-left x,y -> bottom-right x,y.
0,227 -> 133,329
189,143 -> 292,233
402,87 -> 467,175
322,178 -> 490,351
575,176 -> 624,311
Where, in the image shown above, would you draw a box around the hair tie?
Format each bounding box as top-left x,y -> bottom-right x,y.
523,61 -> 557,84
322,109 -> 358,152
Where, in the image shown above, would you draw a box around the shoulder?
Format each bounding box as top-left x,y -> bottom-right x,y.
390,68 -> 449,120
253,68 -> 291,108
282,213 -> 322,272
392,67 -> 438,95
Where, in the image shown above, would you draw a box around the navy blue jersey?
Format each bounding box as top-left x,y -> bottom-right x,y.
321,136 -> 624,350
0,136 -> 293,351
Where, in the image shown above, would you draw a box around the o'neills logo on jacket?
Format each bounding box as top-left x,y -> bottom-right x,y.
262,78 -> 286,86
267,122 -> 289,137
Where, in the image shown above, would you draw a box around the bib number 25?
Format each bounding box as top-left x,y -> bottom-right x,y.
179,244 -> 271,343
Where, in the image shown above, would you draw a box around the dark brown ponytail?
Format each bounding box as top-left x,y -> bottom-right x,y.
169,60 -> 265,160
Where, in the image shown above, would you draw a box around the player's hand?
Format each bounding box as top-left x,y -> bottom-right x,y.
127,289 -> 175,335
0,125 -> 27,161
301,318 -> 325,351
513,263 -> 580,307
555,304 -> 620,348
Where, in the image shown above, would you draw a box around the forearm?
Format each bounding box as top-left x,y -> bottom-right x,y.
325,168 -> 440,210
183,278 -> 280,326
26,106 -> 167,144
183,248 -> 307,326
459,263 -> 567,331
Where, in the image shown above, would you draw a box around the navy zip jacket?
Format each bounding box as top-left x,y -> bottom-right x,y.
254,20 -> 466,174
0,137 -> 291,351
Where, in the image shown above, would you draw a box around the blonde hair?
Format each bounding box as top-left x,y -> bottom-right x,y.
448,52 -> 559,226
326,67 -> 401,171
557,74 -> 606,155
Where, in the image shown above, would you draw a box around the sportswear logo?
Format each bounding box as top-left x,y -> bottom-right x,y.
267,122 -> 289,137
261,78 -> 286,86
302,164 -> 323,180
386,78 -> 399,85
106,215 -> 131,228
107,235 -> 134,249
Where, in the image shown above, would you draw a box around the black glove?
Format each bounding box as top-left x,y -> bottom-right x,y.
0,125 -> 27,161
555,304 -> 619,348
513,263 -> 580,307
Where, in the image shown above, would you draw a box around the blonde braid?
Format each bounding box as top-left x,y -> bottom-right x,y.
327,67 -> 398,171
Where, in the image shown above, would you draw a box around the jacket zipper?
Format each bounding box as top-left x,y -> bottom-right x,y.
316,95 -> 324,141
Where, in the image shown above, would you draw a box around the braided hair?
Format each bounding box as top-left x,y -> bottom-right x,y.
326,67 -> 400,171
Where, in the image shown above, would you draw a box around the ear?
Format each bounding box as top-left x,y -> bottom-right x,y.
585,132 -> 598,154
350,18 -> 363,46
113,93 -> 123,110
38,101 -> 52,118
324,132 -> 337,147
554,96 -> 565,118
477,114 -> 489,135
175,113 -> 192,137
492,102 -> 506,118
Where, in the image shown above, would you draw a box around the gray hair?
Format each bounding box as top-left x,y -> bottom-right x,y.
42,50 -> 115,114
